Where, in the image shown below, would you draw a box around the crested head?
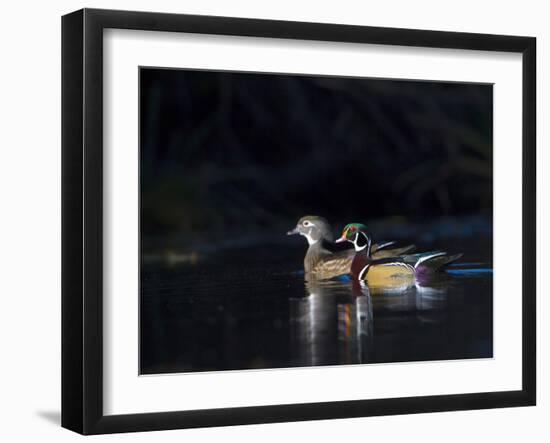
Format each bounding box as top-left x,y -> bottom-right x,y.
287,215 -> 333,245
336,223 -> 372,253
341,223 -> 369,240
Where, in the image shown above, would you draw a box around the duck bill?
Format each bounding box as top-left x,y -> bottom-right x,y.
286,227 -> 299,236
335,236 -> 347,243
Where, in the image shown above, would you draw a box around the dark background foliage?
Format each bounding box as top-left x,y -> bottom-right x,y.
140,68 -> 492,244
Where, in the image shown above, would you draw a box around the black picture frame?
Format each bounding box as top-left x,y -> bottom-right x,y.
62,8 -> 536,435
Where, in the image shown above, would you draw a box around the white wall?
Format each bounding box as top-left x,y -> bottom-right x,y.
0,1 -> 546,441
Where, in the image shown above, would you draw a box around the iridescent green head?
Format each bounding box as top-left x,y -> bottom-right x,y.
336,223 -> 369,243
336,223 -> 372,253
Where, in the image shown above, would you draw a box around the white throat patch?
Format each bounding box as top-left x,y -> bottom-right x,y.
300,227 -> 318,245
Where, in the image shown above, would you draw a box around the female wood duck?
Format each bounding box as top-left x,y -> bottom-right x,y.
287,216 -> 415,280
335,223 -> 462,286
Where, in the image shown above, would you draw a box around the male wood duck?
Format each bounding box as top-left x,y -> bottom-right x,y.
335,223 -> 462,286
287,216 -> 415,280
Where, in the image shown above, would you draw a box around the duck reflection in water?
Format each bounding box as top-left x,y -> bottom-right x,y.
368,274 -> 452,325
289,274 -> 456,367
289,279 -> 373,367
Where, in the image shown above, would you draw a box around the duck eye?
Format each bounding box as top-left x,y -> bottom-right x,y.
303,221 -> 311,227
350,226 -> 356,232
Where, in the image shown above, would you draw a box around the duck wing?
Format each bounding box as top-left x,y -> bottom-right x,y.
372,244 -> 416,259
366,251 -> 462,273
371,241 -> 396,252
308,249 -> 354,280
415,252 -> 463,274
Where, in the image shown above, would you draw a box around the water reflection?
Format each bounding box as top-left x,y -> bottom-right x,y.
369,276 -> 451,324
288,275 -> 462,367
290,280 -> 373,366
140,248 -> 493,374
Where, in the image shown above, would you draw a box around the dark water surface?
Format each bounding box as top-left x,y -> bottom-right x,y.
140,241 -> 493,374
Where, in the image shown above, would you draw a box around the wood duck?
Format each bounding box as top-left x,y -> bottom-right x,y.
335,223 -> 462,286
287,216 -> 415,280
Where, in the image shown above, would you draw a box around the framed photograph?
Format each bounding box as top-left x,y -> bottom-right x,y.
62,8 -> 536,435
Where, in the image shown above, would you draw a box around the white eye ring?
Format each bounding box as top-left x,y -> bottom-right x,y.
302,220 -> 311,227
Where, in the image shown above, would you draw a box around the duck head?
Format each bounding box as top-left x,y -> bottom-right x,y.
287,215 -> 333,245
336,223 -> 372,253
